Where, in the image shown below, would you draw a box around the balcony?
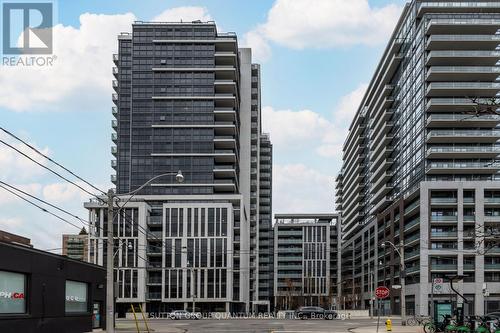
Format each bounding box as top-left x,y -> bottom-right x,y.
426,146 -> 500,159
426,162 -> 500,174
111,146 -> 117,154
485,263 -> 500,270
213,165 -> 236,178
426,82 -> 500,97
214,80 -> 237,94
112,106 -> 118,116
426,98 -> 478,112
427,129 -> 500,143
213,179 -> 237,192
111,160 -> 117,168
113,53 -> 119,62
431,197 -> 457,205
111,174 -> 116,182
213,136 -> 236,149
214,108 -> 236,122
426,18 -> 500,35
215,52 -> 237,66
112,67 -> 118,75
426,66 -> 500,81
426,35 -> 500,51
112,93 -> 118,102
431,264 -> 458,271
485,197 -> 500,204
431,231 -> 458,238
426,51 -> 500,66
418,2 -> 500,18
426,114 -> 500,128
485,215 -> 500,222
111,133 -> 117,141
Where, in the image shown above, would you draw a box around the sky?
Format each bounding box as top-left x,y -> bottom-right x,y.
0,0 -> 406,250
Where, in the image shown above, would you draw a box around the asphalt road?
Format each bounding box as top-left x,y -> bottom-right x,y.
115,318 -> 408,333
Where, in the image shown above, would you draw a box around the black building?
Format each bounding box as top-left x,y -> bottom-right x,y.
0,241 -> 106,333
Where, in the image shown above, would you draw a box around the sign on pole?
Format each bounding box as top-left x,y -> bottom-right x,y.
375,286 -> 390,299
433,278 -> 447,294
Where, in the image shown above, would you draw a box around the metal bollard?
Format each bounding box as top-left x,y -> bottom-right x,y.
386,318 -> 392,332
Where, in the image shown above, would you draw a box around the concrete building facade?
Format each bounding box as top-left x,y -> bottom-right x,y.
273,214 -> 341,310
335,0 -> 500,316
84,21 -> 272,314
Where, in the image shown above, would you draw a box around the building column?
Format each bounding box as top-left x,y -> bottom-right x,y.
475,186 -> 485,315
419,184 -> 430,316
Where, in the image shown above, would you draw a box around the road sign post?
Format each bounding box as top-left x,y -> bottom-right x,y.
375,287 -> 390,333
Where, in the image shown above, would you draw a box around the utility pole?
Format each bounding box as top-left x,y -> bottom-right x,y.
191,267 -> 195,313
399,240 -> 406,326
370,270 -> 374,319
106,189 -> 115,333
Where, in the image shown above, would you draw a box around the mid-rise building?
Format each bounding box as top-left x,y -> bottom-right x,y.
336,0 -> 500,316
62,228 -> 89,261
84,20 -> 272,314
273,214 -> 341,310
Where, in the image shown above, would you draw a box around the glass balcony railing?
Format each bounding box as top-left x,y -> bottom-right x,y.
431,264 -> 458,270
427,162 -> 500,170
428,50 -> 500,58
431,215 -> 458,222
427,146 -> 500,154
428,35 -> 500,42
428,129 -> 500,137
485,263 -> 500,269
428,82 -> 500,90
431,197 -> 457,204
431,231 -> 458,237
485,197 -> 500,203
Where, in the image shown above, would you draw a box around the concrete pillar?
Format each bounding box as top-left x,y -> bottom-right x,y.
475,186 -> 485,315
419,184 -> 430,316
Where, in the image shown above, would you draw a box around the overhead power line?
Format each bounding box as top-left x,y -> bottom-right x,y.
0,127 -> 107,195
0,180 -> 90,227
0,139 -> 99,198
0,183 -> 82,230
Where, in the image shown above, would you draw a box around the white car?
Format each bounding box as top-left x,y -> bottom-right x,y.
169,310 -> 201,320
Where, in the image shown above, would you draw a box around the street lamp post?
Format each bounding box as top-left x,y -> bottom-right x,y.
187,261 -> 196,313
106,171 -> 184,333
381,240 -> 406,326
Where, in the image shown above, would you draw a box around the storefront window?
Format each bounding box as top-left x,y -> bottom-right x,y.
65,280 -> 88,313
0,270 -> 26,314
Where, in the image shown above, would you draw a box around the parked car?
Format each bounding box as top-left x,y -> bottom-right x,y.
295,306 -> 337,320
169,310 -> 202,320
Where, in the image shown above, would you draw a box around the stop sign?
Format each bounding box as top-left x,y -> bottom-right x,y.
375,286 -> 390,299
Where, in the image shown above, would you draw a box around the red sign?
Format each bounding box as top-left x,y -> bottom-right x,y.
375,286 -> 390,299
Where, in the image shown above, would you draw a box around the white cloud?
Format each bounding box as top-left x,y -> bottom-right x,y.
335,83 -> 369,123
245,0 -> 402,61
0,183 -> 42,205
261,83 -> 367,158
42,181 -> 95,204
262,106 -> 333,147
273,164 -> 332,214
152,6 -> 212,23
241,30 -> 272,63
1,6 -> 216,112
0,13 -> 135,111
0,217 -> 24,228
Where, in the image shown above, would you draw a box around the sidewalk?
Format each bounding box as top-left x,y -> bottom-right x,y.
352,325 -> 423,333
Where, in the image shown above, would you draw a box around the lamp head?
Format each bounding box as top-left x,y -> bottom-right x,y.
127,242 -> 133,250
381,242 -> 386,248
175,170 -> 184,183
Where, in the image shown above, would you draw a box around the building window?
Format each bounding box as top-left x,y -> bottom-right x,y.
0,270 -> 26,314
65,280 -> 88,313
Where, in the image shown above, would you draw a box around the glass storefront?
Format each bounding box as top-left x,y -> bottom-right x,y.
65,280 -> 88,313
0,270 -> 26,314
